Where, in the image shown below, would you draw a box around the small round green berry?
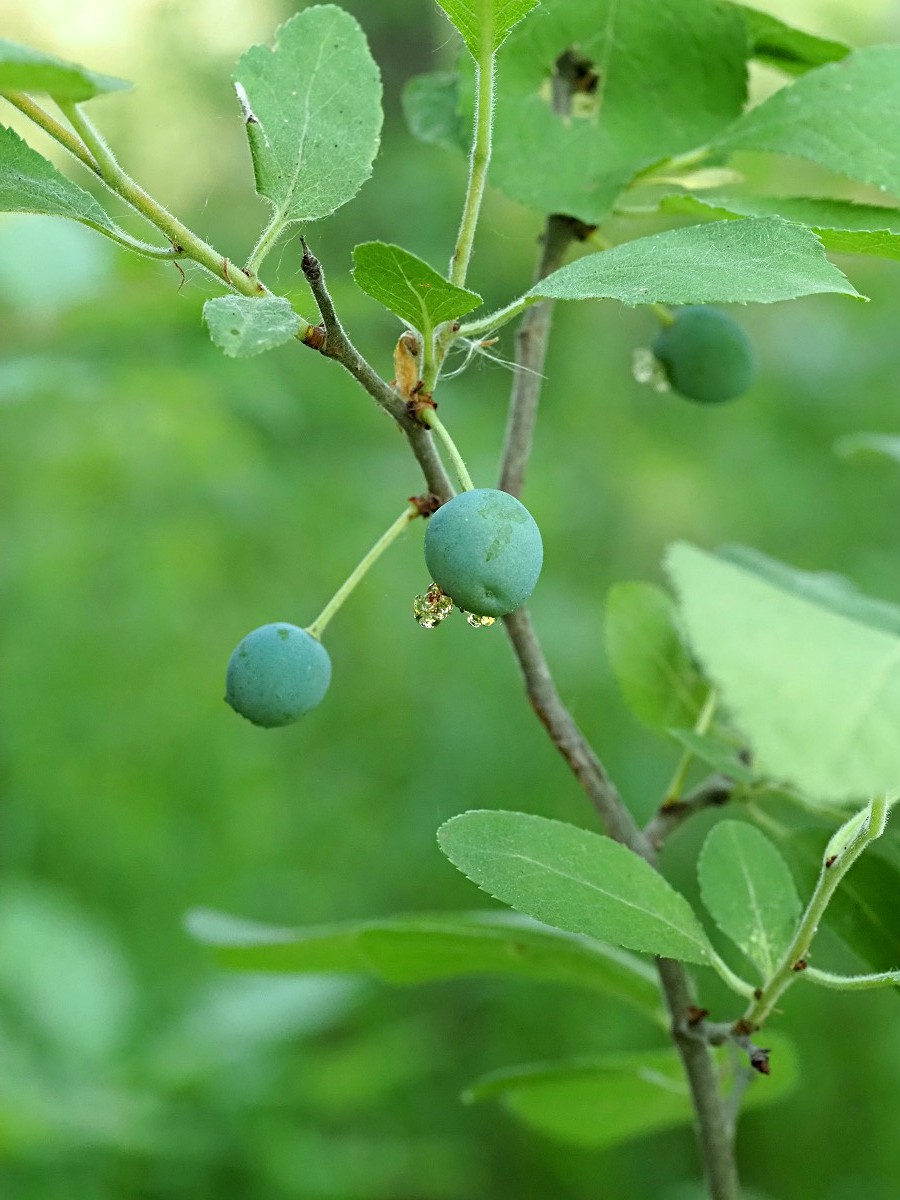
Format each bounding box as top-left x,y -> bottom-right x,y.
652,306 -> 756,404
423,488 -> 543,618
225,623 -> 331,728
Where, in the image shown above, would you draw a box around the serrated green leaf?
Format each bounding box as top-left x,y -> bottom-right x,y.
0,38 -> 131,101
836,432 -> 900,463
605,582 -> 706,733
438,811 -> 712,964
185,908 -> 664,1018
464,1035 -> 797,1147
480,0 -> 747,223
401,71 -> 468,153
202,295 -> 301,358
733,4 -> 850,76
529,218 -> 861,305
433,0 -> 540,60
666,729 -> 756,786
351,242 -> 481,337
715,46 -> 900,199
698,820 -> 801,977
662,193 -> 900,261
234,6 -> 382,225
666,542 -> 900,805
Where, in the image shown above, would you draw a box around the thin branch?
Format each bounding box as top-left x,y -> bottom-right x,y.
645,774 -> 736,851
299,239 -> 455,501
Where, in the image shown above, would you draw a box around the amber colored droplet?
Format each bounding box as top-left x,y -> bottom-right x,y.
413,583 -> 454,629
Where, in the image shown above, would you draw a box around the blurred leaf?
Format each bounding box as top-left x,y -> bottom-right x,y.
202,295 -> 301,358
464,1034 -> 798,1147
605,582 -> 706,732
836,432 -> 900,463
437,811 -> 712,963
666,542 -> 900,805
187,908 -> 665,1019
782,831 -> 900,983
483,0 -> 747,223
661,193 -> 900,261
698,820 -> 801,976
402,71 -> 468,152
666,729 -> 756,785
0,37 -> 131,100
715,47 -> 900,197
234,6 -> 382,224
433,0 -> 540,60
529,218 -> 861,305
351,242 -> 481,335
734,4 -> 850,75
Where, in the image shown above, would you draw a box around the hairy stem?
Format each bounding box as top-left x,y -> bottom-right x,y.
425,411 -> 475,492
449,54 -> 494,288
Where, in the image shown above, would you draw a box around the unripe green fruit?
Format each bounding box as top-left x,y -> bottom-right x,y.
652,306 -> 756,404
424,488 -> 543,618
225,623 -> 331,727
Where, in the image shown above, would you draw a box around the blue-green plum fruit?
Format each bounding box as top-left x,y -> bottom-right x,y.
424,488 -> 543,618
225,623 -> 331,727
652,306 -> 756,404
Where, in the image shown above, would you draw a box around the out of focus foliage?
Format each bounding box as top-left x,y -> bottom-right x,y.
2,2 -> 900,1198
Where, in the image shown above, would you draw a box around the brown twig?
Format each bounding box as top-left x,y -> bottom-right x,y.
645,774 -> 736,851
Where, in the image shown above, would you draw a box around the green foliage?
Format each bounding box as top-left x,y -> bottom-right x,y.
530,218 -> 860,305
715,46 -> 900,197
423,489 -> 543,617
202,295 -> 301,358
234,6 -> 382,226
666,729 -> 757,785
225,622 -> 331,727
0,37 -> 130,101
698,820 -> 801,978
666,543 -> 900,805
351,241 -> 481,337
836,432 -> 900,463
187,908 -> 665,1020
652,307 -> 756,404
604,582 -> 706,732
483,0 -> 748,223
438,811 -> 712,963
401,71 -> 468,152
734,4 -> 850,75
433,0 -> 540,60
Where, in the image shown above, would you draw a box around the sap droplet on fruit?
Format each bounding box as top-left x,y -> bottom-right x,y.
413,583 -> 454,629
465,612 -> 496,629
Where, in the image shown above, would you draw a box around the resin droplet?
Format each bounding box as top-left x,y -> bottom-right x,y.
413,583 -> 454,629
465,612 -> 496,629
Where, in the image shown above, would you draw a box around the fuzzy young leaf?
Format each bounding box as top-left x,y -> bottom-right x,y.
351,242 -> 481,336
402,71 -> 468,153
666,543 -> 900,805
464,1035 -> 798,1148
605,582 -> 706,733
202,295 -> 301,358
529,218 -> 860,306
734,5 -> 849,76
715,47 -> 900,198
234,6 -> 382,225
438,811 -> 712,964
698,820 -> 801,977
433,0 -> 540,60
186,908 -> 663,1018
480,0 -> 747,224
0,38 -> 130,101
662,193 -> 900,262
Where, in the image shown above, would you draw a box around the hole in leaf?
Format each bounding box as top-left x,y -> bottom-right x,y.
541,47 -> 601,120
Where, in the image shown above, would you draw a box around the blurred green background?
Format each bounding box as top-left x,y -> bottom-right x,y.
2,1 -> 900,1197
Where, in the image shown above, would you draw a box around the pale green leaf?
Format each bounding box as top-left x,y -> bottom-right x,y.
824,806 -> 872,864
433,0 -> 539,60
836,432 -> 900,463
464,1035 -> 798,1147
481,0 -> 748,223
715,46 -> 900,199
529,218 -> 860,306
666,542 -> 900,804
351,242 -> 481,337
662,192 -> 900,261
0,38 -> 130,101
666,729 -> 756,786
698,820 -> 801,977
605,582 -> 706,732
185,908 -> 664,1018
234,6 -> 382,224
732,5 -> 849,76
437,810 -> 712,964
202,295 -> 301,358
401,71 -> 468,152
